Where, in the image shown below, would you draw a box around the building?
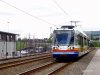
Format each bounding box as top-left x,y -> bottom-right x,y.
0,31 -> 18,59
85,31 -> 100,47
85,31 -> 100,41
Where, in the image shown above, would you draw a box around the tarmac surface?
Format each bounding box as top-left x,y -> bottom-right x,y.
83,48 -> 100,75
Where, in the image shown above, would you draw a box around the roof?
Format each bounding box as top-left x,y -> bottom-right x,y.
0,31 -> 19,35
61,25 -> 75,29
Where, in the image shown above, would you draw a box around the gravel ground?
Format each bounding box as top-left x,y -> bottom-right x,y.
54,49 -> 97,75
0,49 -> 96,75
30,63 -> 66,75
0,58 -> 53,75
0,53 -> 50,64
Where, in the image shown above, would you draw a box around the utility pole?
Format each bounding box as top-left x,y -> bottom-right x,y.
28,33 -> 30,55
50,27 -> 52,35
20,37 -> 21,57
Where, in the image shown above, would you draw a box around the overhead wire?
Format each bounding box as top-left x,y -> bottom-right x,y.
52,0 -> 72,20
0,0 -> 55,25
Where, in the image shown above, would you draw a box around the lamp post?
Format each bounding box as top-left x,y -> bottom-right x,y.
5,34 -> 8,59
5,21 -> 10,59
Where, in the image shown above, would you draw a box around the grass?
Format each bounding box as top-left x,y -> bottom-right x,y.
16,41 -> 27,51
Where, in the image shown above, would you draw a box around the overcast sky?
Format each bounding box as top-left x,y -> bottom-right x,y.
0,0 -> 100,38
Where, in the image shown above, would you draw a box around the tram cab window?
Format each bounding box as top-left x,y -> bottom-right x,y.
55,33 -> 69,44
70,32 -> 74,44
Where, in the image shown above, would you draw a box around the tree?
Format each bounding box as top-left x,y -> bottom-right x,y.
47,34 -> 53,43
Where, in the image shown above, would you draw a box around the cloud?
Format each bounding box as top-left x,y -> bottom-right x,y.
0,11 -> 15,16
38,12 -> 64,17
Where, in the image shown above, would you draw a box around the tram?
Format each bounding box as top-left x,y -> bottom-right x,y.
51,25 -> 90,60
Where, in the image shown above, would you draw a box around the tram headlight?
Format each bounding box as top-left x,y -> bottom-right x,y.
70,47 -> 74,50
53,47 -> 55,50
72,47 -> 74,50
52,47 -> 58,51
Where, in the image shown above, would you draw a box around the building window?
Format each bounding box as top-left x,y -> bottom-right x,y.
1,34 -> 6,41
11,35 -> 13,41
0,34 -> 1,39
12,35 -> 15,41
7,35 -> 10,41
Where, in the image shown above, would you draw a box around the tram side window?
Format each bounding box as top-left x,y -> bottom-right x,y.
81,36 -> 83,47
78,35 -> 83,47
87,39 -> 89,46
77,35 -> 81,45
84,38 -> 87,45
87,40 -> 89,46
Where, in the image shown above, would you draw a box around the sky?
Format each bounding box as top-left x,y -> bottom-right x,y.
0,0 -> 100,39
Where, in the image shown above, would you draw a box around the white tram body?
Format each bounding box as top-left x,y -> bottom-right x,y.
52,26 -> 90,59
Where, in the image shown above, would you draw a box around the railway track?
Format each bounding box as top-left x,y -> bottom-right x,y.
47,62 -> 72,75
18,61 -> 72,75
0,52 -> 50,63
0,53 -> 51,70
0,49 -> 95,75
18,61 -> 55,75
16,48 -> 96,75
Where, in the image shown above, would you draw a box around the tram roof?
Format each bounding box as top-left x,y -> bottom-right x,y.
74,28 -> 89,39
54,26 -> 89,39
